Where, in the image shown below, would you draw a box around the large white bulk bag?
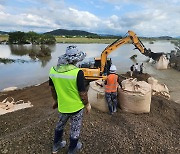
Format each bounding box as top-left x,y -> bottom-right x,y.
118,78 -> 151,113
155,55 -> 169,70
147,77 -> 170,99
88,80 -> 109,112
147,77 -> 158,85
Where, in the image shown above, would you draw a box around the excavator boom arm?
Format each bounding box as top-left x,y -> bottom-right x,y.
81,30 -> 164,81
101,36 -> 131,73
100,31 -> 147,73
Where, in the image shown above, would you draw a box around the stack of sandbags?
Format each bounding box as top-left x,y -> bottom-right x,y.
155,55 -> 169,70
118,78 -> 152,114
88,80 -> 109,112
147,77 -> 170,99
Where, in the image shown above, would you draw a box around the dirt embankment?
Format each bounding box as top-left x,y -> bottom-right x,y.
0,80 -> 180,154
169,55 -> 180,71
168,50 -> 180,71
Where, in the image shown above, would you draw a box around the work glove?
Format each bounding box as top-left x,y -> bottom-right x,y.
85,103 -> 91,114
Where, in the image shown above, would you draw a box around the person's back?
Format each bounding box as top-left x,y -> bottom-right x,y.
50,65 -> 84,113
140,63 -> 144,74
130,65 -> 134,71
105,73 -> 118,93
130,64 -> 134,77
105,65 -> 119,115
49,45 -> 91,154
135,63 -> 138,74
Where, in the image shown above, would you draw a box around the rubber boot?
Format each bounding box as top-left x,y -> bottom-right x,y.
113,103 -> 117,113
68,138 -> 82,154
52,129 -> 66,153
53,129 -> 63,145
108,103 -> 113,115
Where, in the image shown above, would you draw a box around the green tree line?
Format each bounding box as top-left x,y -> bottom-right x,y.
8,31 -> 56,44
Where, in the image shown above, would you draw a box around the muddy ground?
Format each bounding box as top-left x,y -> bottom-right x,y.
0,76 -> 180,154
169,55 -> 180,71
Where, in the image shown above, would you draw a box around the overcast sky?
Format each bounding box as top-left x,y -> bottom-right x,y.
0,0 -> 180,37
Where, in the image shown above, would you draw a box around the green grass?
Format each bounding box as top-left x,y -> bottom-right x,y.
1,35 -> 179,44
54,37 -> 179,44
0,35 -> 117,44
0,35 -> 8,42
55,36 -> 117,44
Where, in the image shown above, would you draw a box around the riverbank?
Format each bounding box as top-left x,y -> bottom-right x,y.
55,37 -> 117,44
0,80 -> 180,154
1,34 -> 179,44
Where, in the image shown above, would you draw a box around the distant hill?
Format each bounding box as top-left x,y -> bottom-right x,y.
44,29 -> 99,36
0,31 -> 8,35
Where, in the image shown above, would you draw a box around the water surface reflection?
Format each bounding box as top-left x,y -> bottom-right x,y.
0,42 -> 180,103
1,44 -> 56,67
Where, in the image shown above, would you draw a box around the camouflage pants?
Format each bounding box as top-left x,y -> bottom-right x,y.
55,109 -> 83,139
105,92 -> 118,114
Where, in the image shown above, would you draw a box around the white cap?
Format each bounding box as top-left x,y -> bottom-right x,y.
110,65 -> 117,73
66,45 -> 80,55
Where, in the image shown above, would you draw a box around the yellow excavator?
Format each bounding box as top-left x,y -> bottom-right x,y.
80,30 -> 163,80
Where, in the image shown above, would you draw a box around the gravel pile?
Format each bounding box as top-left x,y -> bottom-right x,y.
168,49 -> 180,71
169,55 -> 180,71
0,81 -> 179,154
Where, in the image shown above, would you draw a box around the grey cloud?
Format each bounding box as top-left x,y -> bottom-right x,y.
99,0 -> 180,36
0,0 -> 180,36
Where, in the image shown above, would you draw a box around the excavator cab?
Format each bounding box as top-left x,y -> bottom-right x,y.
80,57 -> 111,80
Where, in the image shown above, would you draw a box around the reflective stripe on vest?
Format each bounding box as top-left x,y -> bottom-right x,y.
49,66 -> 84,113
105,74 -> 118,92
49,73 -> 76,79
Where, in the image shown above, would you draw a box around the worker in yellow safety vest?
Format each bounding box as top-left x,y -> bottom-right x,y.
49,45 -> 91,154
105,65 -> 119,115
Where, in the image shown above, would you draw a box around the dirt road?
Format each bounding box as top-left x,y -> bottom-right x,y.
0,81 -> 180,154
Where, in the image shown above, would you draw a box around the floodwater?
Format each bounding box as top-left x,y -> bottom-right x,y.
0,41 -> 180,103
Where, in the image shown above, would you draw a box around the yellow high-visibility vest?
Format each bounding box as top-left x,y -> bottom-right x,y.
49,65 -> 84,113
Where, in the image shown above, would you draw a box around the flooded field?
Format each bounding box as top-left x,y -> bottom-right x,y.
0,41 -> 179,103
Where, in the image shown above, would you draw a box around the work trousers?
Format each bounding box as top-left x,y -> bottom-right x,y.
140,68 -> 143,74
130,71 -> 133,77
105,92 -> 118,114
53,109 -> 83,145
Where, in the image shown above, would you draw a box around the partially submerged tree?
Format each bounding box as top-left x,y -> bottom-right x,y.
26,31 -> 40,44
40,34 -> 56,44
9,31 -> 27,44
8,31 -> 56,44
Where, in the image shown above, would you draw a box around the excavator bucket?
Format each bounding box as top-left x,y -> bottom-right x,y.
149,52 -> 165,61
144,48 -> 164,61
